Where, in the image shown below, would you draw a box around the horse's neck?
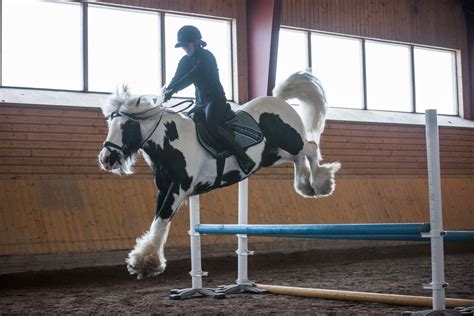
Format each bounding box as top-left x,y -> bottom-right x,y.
140,112 -> 193,166
159,111 -> 193,136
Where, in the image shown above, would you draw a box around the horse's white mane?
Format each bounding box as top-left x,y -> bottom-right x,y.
101,85 -> 164,118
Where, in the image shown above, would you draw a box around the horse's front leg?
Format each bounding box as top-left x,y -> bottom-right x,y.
126,183 -> 184,279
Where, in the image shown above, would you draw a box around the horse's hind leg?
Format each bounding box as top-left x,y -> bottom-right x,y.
294,154 -> 315,197
304,141 -> 341,197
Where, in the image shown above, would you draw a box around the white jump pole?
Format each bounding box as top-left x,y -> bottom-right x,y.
424,109 -> 447,310
236,178 -> 252,285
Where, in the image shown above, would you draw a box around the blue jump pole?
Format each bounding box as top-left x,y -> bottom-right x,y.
272,234 -> 426,241
196,223 -> 431,236
444,231 -> 474,242
196,224 -> 474,241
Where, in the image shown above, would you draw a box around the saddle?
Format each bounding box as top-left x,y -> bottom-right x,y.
193,110 -> 263,188
194,110 -> 263,159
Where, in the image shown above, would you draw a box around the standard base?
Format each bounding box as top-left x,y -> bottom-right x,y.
169,288 -> 226,300
401,309 -> 469,316
216,283 -> 268,295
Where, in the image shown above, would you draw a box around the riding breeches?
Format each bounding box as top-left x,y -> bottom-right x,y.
193,97 -> 234,131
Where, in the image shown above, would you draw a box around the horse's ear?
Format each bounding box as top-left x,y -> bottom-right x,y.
102,84 -> 131,117
102,96 -> 121,118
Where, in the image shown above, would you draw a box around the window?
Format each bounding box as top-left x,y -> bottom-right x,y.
276,29 -> 308,85
2,0 -> 82,90
88,5 -> 161,94
311,33 -> 364,109
365,41 -> 412,112
1,2 -> 234,101
277,27 -> 460,116
164,14 -> 233,99
414,47 -> 457,115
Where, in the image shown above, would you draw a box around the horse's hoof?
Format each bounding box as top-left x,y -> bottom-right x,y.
127,263 -> 137,275
156,263 -> 166,275
126,261 -> 165,279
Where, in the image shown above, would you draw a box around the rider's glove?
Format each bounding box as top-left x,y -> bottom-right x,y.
163,88 -> 174,102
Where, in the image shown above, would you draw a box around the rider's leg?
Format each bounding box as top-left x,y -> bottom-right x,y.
216,125 -> 256,174
205,100 -> 256,174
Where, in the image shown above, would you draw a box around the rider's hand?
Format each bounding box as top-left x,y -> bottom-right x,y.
163,89 -> 173,102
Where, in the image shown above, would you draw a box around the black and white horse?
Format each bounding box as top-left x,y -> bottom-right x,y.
98,71 -> 340,279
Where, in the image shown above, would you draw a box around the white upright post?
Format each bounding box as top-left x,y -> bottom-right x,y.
189,195 -> 204,289
424,109 -> 446,310
236,178 -> 251,285
217,178 -> 263,294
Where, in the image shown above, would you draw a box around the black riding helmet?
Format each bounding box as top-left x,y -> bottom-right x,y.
175,25 -> 207,48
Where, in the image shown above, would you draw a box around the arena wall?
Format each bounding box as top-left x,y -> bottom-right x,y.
1,0 -> 473,273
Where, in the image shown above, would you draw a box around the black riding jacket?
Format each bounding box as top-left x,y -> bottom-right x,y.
167,48 -> 227,107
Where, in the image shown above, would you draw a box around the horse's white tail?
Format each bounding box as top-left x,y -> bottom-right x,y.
274,70 -> 341,198
272,70 -> 327,144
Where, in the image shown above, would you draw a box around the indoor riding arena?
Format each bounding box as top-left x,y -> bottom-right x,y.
1,0 -> 474,315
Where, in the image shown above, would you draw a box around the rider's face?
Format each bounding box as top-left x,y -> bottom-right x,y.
182,41 -> 196,56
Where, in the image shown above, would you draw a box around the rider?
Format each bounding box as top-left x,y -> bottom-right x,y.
163,25 -> 255,174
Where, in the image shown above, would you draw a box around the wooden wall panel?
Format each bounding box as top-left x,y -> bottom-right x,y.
0,104 -> 143,179
0,103 -> 473,259
281,0 -> 465,48
98,0 -> 237,18
320,121 -> 474,176
1,177 -> 473,257
1,104 -> 473,179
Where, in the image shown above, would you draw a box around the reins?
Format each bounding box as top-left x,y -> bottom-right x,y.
165,99 -> 195,113
139,108 -> 166,147
104,99 -> 195,151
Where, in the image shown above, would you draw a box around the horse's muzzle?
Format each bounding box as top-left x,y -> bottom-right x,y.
98,147 -> 122,171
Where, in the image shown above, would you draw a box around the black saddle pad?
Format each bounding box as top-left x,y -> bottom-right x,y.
194,110 -> 263,158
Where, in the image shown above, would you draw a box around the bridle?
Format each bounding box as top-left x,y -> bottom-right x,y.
103,99 -> 194,153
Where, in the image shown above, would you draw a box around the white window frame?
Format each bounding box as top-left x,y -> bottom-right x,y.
0,2 -> 235,103
278,26 -> 462,118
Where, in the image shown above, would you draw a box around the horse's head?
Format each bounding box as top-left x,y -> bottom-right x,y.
98,86 -> 164,174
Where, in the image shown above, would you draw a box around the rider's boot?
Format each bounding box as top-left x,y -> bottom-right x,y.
216,125 -> 256,174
